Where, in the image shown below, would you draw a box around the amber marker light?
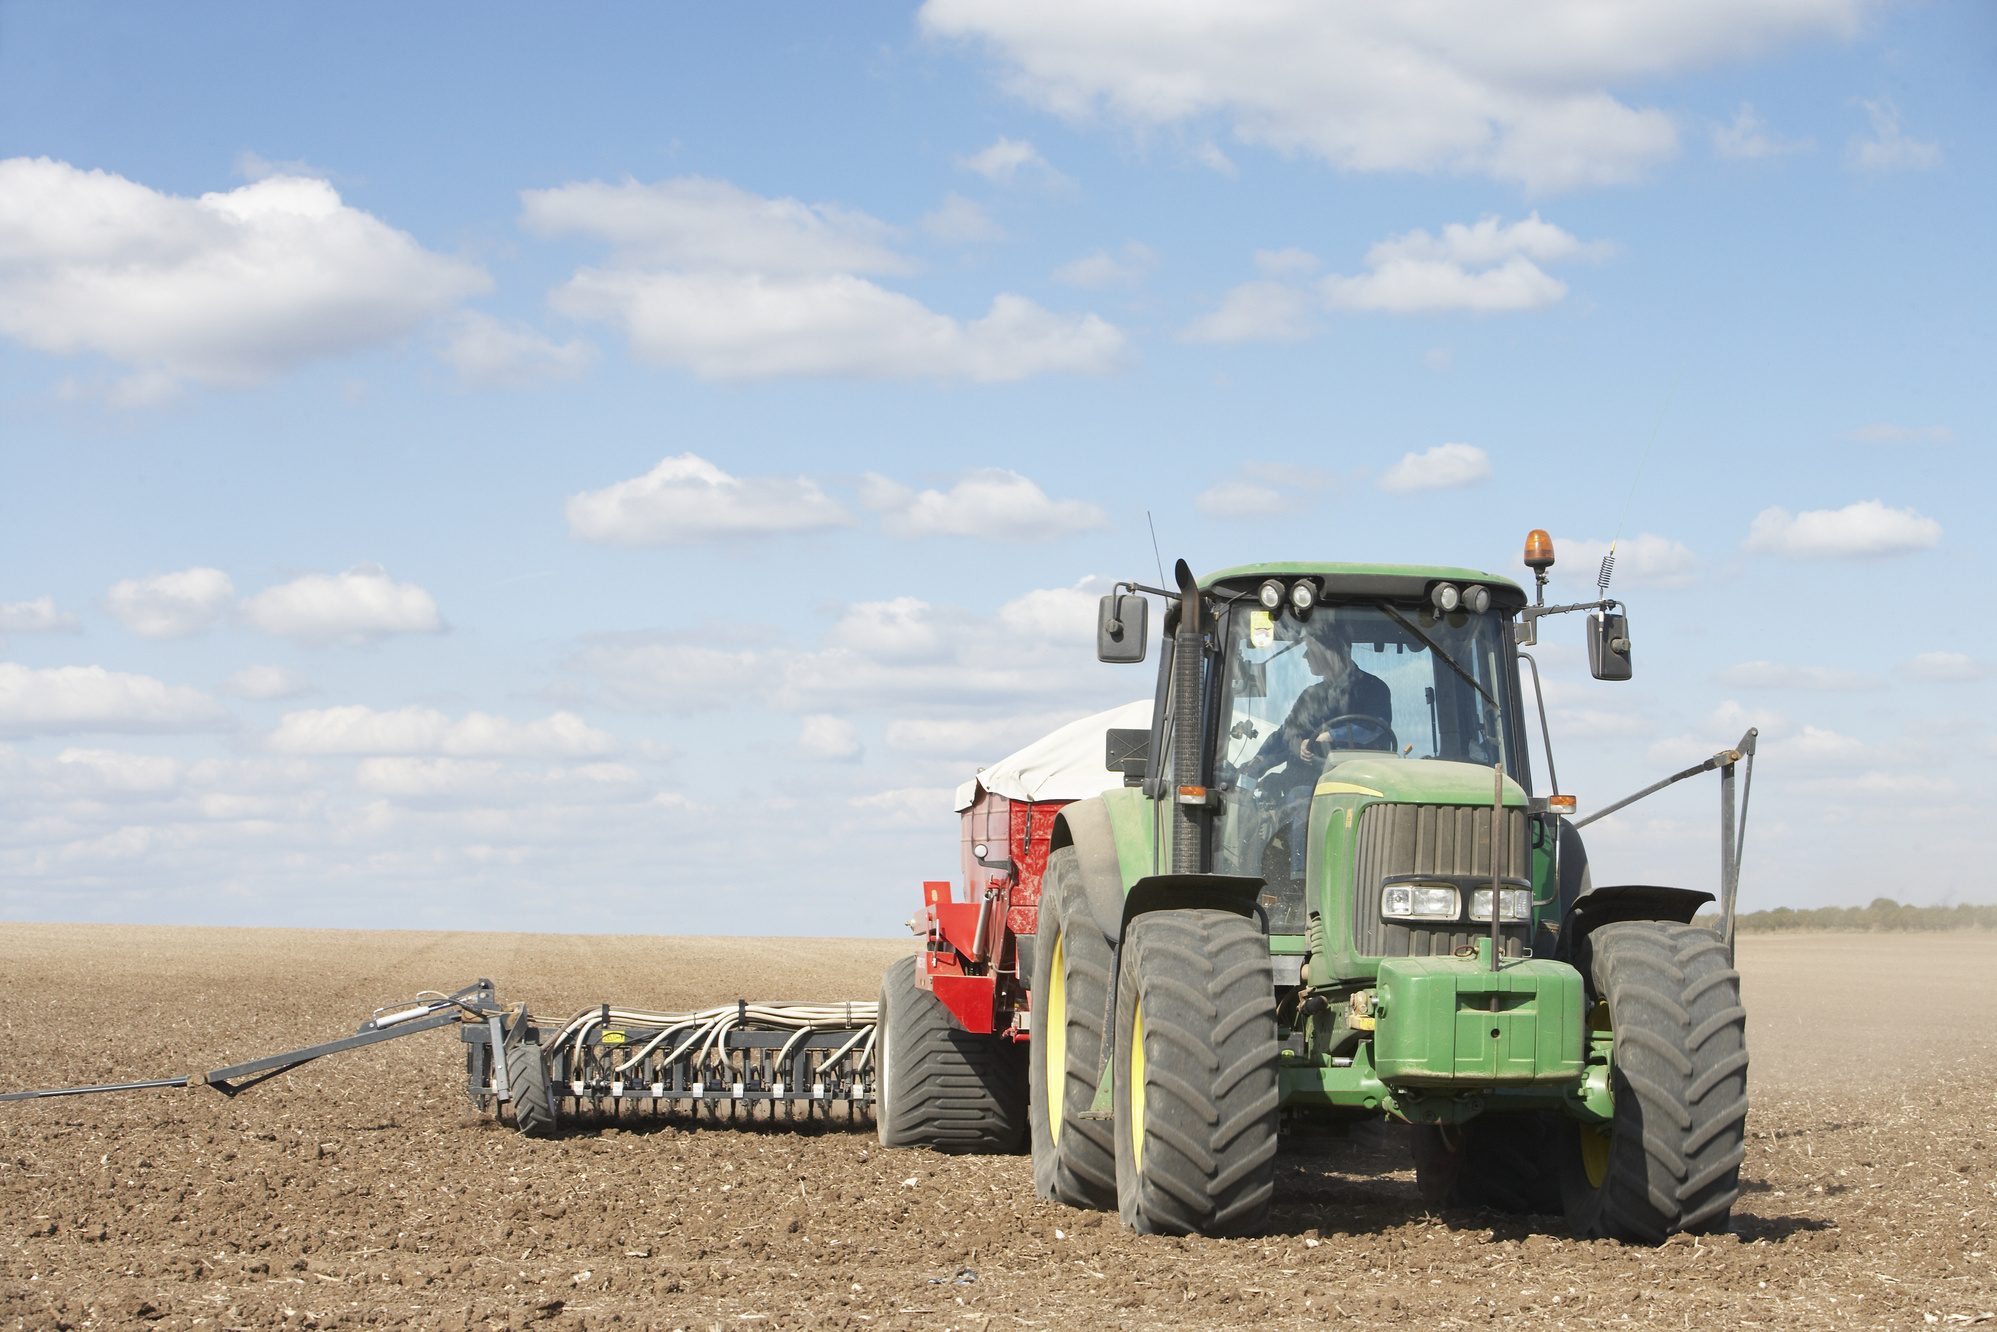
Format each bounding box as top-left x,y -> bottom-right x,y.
1548,794 -> 1577,814
1523,529 -> 1555,570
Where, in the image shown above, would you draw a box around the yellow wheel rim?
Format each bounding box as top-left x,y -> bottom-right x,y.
1583,999 -> 1613,1188
1129,996 -> 1147,1175
1046,932 -> 1067,1145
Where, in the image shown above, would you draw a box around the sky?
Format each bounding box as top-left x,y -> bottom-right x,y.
1,1 -> 1991,936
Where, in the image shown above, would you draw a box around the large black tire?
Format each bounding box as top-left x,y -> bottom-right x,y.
1557,921 -> 1749,1242
1412,1113 -> 1561,1214
1029,848 -> 1118,1210
506,1040 -> 559,1138
1113,910 -> 1280,1236
875,953 -> 1027,1153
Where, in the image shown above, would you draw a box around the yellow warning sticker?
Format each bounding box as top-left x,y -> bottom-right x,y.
601,1031 -> 626,1045
1249,609 -> 1274,649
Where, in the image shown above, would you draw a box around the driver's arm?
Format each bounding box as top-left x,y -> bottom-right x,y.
1247,683 -> 1326,773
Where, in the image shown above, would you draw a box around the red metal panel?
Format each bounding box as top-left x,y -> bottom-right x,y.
931,974 -> 998,1034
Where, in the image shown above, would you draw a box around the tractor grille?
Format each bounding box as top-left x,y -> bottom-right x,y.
1350,802 -> 1530,959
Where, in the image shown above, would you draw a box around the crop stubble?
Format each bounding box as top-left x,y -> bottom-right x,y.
2,924 -> 1994,1330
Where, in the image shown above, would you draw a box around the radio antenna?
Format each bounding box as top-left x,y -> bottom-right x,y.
1146,510 -> 1167,587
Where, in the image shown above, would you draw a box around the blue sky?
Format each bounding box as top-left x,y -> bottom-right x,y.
1,1 -> 1990,934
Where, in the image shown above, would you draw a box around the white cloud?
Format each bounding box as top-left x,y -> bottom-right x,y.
846,786 -> 958,828
920,2 -> 1860,191
238,564 -> 445,647
1053,242 -> 1159,290
1743,500 -> 1941,559
104,567 -> 235,639
1715,661 -> 1885,691
797,715 -> 863,761
1196,461 -> 1336,517
528,175 -> 1123,383
565,453 -> 856,547
885,710 -> 1088,758
1843,423 -> 1955,445
0,157 -> 488,393
1899,652 -> 1996,684
861,469 -> 1110,541
219,665 -> 315,700
0,596 -> 79,634
267,705 -> 618,757
958,137 -> 1067,187
0,663 -> 232,737
1711,103 -> 1814,159
1777,725 -> 1868,761
920,193 -> 1005,243
1377,442 -> 1491,494
439,311 -> 594,385
1847,99 -> 1941,172
1550,534 -> 1700,590
1321,214 -> 1604,314
1179,280 -> 1317,343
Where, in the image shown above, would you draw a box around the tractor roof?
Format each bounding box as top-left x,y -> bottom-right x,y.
1200,562 -> 1526,608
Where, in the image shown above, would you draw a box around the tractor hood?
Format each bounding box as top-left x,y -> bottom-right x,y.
1313,755 -> 1528,807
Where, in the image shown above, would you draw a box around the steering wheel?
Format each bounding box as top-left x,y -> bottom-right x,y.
1309,713 -> 1398,755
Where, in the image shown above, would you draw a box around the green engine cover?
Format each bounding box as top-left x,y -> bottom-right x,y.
1373,954 -> 1585,1086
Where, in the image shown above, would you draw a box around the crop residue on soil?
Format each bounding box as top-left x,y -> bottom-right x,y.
2,924 -> 1994,1329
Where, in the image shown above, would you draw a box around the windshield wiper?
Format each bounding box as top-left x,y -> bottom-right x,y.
1380,605 -> 1498,710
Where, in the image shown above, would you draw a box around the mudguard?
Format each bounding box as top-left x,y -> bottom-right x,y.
1555,884 -> 1716,996
1049,799 -> 1127,942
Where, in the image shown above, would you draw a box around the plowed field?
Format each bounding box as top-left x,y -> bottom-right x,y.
3,924 -> 1994,1330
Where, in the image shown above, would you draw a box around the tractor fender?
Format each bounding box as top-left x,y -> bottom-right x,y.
1048,799 -> 1127,942
1554,884 -> 1716,996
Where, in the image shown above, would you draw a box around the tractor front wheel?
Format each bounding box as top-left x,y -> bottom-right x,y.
1556,921 -> 1749,1242
1113,909 -> 1280,1235
1029,847 -> 1118,1209
875,953 -> 1026,1153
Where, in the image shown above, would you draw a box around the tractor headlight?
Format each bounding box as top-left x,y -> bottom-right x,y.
1288,579 -> 1317,614
1431,582 -> 1460,613
1469,888 -> 1532,921
1258,579 -> 1285,611
1383,883 -> 1460,920
1461,584 -> 1492,614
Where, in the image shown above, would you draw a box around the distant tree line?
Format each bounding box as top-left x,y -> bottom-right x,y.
1694,898 -> 1997,933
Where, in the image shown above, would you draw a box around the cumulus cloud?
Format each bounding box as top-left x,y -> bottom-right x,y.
1843,423 -> 1955,445
105,567 -> 235,639
1053,242 -> 1160,290
238,564 -> 445,647
524,175 -> 1122,383
1847,99 -> 1941,172
920,1 -> 1860,191
0,663 -> 232,737
0,596 -> 79,634
1743,500 -> 1941,559
266,705 -> 618,757
1899,652 -> 1996,684
1195,462 -> 1337,518
1715,661 -> 1886,691
1321,214 -> 1605,313
1179,280 -> 1317,343
1712,103 -> 1814,159
920,194 -> 1006,243
219,665 -> 315,700
884,710 -> 1089,758
564,454 -> 856,547
860,469 -> 1110,541
958,137 -> 1068,187
1549,534 -> 1700,590
1377,442 -> 1491,494
438,311 -> 594,385
0,158 -> 488,393
797,715 -> 863,761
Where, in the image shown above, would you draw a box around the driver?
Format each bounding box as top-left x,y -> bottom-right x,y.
1242,617 -> 1394,777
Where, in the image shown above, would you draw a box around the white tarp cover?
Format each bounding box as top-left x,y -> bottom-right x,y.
953,699 -> 1155,811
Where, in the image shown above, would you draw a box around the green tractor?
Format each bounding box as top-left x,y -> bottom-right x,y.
1030,541 -> 1748,1243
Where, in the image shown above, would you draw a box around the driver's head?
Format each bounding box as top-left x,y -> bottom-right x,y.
1303,619 -> 1352,677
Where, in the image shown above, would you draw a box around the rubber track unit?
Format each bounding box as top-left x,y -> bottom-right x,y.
875,953 -> 1026,1153
1412,1112 -> 1562,1215
1029,847 -> 1118,1209
1114,909 -> 1280,1236
1560,921 -> 1749,1243
506,1041 -> 560,1138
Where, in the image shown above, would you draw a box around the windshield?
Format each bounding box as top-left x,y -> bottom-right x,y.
1209,599 -> 1520,932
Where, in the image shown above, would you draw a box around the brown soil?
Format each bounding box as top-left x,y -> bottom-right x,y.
2,924 -> 1994,1330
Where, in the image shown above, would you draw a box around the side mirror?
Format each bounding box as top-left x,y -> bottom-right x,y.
1105,727 -> 1150,786
1588,610 -> 1633,681
1097,593 -> 1148,664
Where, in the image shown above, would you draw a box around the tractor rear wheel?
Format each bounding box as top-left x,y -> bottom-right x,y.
1113,909 -> 1280,1235
1556,921 -> 1749,1242
1029,847 -> 1117,1210
1412,1113 -> 1561,1213
506,1040 -> 559,1138
875,953 -> 1026,1153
